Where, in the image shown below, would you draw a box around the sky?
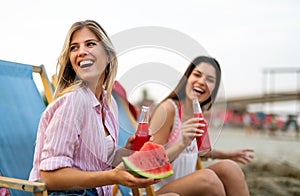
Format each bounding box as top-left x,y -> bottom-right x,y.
1,0 -> 299,113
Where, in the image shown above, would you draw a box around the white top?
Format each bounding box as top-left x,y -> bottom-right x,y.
154,99 -> 198,190
106,135 -> 115,161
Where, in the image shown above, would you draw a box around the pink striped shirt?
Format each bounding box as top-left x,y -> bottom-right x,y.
29,86 -> 118,195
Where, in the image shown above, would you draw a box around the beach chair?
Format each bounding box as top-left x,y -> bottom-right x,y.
112,81 -> 155,196
0,59 -> 53,196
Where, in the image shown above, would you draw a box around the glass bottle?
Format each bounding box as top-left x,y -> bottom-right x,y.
192,98 -> 211,155
131,105 -> 151,151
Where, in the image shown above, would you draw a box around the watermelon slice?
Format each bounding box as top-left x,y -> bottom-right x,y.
122,142 -> 173,179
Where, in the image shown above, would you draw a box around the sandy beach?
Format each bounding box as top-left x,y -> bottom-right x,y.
211,127 -> 300,167
204,127 -> 300,196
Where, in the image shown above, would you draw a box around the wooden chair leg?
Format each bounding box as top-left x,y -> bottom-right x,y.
112,184 -> 118,196
196,156 -> 202,170
145,185 -> 155,195
131,187 -> 142,196
33,190 -> 48,196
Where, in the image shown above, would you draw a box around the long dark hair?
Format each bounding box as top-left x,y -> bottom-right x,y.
165,56 -> 221,111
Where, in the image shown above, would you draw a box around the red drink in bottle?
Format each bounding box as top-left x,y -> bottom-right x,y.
131,122 -> 151,151
192,99 -> 211,155
131,106 -> 151,151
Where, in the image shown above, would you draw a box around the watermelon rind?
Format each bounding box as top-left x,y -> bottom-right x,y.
122,156 -> 173,179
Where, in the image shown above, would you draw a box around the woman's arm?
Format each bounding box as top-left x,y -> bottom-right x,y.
150,101 -> 183,162
165,117 -> 204,162
41,166 -> 158,191
202,148 -> 255,165
112,135 -> 136,167
150,101 -> 203,162
150,101 -> 174,145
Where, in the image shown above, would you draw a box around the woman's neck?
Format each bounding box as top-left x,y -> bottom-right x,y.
95,84 -> 103,103
88,76 -> 105,101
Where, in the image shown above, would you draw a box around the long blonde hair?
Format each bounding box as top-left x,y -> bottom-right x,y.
54,20 -> 118,103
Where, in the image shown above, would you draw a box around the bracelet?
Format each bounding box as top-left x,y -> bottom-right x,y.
211,149 -> 215,160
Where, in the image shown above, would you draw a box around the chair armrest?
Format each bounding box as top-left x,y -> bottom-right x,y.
196,156 -> 202,170
0,176 -> 47,195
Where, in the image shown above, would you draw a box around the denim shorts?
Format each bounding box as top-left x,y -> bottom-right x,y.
48,188 -> 98,196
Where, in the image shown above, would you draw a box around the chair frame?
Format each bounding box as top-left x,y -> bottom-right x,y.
0,64 -> 53,196
32,64 -> 54,103
0,177 -> 47,196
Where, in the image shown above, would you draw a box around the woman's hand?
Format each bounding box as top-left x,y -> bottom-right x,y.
112,135 -> 136,167
124,135 -> 136,150
228,148 -> 255,164
112,163 -> 160,188
219,148 -> 255,165
180,117 -> 205,147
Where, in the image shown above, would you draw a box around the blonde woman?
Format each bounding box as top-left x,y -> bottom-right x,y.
29,20 -> 157,195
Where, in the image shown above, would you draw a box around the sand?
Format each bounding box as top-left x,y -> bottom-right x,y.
205,127 -> 300,196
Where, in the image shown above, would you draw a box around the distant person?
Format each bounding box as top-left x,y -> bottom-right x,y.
281,114 -> 299,137
28,20 -> 158,195
267,114 -> 278,136
243,112 -> 254,135
150,56 -> 251,195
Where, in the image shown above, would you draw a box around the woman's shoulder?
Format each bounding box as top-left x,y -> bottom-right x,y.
165,99 -> 180,112
156,99 -> 179,117
47,88 -> 94,112
52,88 -> 86,104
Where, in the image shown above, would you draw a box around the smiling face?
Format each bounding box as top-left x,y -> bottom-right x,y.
185,62 -> 217,103
69,27 -> 108,92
